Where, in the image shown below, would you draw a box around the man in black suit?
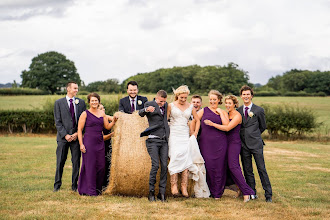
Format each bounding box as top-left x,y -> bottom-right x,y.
53,81 -> 86,192
119,81 -> 148,113
139,90 -> 170,202
237,85 -> 273,202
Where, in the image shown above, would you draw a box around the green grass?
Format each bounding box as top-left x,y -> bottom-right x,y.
0,135 -> 329,219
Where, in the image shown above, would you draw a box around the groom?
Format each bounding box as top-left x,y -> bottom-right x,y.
119,81 -> 148,113
237,85 -> 272,202
53,81 -> 86,192
139,90 -> 169,202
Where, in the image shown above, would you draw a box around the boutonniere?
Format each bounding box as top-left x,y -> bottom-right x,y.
138,100 -> 142,105
248,111 -> 254,118
75,99 -> 79,105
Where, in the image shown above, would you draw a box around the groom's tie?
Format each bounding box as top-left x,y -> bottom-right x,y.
245,107 -> 249,120
69,99 -> 76,127
131,99 -> 135,113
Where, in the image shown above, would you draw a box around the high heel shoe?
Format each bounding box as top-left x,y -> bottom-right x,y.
244,195 -> 258,202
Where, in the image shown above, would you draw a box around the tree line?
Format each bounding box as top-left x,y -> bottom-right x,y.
18,51 -> 330,96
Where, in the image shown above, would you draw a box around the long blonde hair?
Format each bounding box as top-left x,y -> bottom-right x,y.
173,85 -> 190,101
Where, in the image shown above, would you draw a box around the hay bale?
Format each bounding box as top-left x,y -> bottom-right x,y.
105,111 -> 194,197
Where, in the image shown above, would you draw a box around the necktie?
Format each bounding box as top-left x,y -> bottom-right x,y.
245,107 -> 249,120
69,99 -> 76,127
131,99 -> 135,113
160,106 -> 165,115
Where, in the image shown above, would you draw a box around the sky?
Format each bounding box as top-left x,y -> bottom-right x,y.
1,0 -> 330,85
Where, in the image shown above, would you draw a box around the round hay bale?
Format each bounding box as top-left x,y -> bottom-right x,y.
105,111 -> 194,197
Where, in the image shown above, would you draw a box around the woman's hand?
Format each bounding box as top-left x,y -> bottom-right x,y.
80,145 -> 86,153
204,119 -> 214,126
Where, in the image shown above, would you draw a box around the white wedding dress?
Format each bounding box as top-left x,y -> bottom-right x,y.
168,103 -> 210,198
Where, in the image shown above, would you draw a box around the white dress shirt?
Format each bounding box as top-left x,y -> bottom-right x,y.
243,102 -> 253,117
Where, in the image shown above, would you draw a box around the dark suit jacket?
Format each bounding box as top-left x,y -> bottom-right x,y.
54,97 -> 86,142
237,104 -> 266,149
138,101 -> 170,141
119,95 -> 148,114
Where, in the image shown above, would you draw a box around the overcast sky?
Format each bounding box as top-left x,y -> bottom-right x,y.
1,0 -> 329,85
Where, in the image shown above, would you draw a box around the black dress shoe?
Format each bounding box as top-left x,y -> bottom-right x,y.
148,190 -> 156,202
53,188 -> 60,192
72,188 -> 77,192
157,193 -> 167,202
266,197 -> 272,202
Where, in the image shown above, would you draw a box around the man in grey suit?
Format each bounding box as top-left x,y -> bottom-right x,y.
237,85 -> 272,202
139,90 -> 169,202
53,81 -> 86,192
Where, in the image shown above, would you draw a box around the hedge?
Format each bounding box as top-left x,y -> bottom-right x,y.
0,88 -> 49,95
0,96 -> 120,133
261,104 -> 318,138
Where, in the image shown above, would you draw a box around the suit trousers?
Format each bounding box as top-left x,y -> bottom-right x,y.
240,145 -> 272,198
54,140 -> 81,190
146,138 -> 168,194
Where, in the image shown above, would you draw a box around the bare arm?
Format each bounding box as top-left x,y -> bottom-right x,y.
217,108 -> 229,125
191,108 -> 200,137
78,111 -> 87,153
167,103 -> 172,120
104,112 -> 117,130
204,113 -> 242,132
197,108 -> 204,120
103,132 -> 114,141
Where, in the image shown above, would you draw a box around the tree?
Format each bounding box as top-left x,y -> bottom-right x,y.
21,51 -> 81,94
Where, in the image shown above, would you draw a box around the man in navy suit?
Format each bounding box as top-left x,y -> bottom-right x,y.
53,81 -> 86,192
119,81 -> 148,113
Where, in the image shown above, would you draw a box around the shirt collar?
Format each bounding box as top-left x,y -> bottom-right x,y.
66,96 -> 75,102
129,96 -> 137,102
244,102 -> 253,109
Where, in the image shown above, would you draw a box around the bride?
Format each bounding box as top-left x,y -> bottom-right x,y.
167,85 -> 210,198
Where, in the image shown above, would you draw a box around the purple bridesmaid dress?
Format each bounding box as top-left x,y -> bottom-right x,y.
78,110 -> 105,196
199,107 -> 228,198
227,120 -> 255,195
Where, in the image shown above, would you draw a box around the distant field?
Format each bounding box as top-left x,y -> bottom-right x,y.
0,135 -> 329,219
1,95 -> 329,135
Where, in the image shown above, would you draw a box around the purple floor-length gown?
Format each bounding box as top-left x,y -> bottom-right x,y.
199,107 -> 227,198
227,120 -> 255,195
78,110 -> 105,196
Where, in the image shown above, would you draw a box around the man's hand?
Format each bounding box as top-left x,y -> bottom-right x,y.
65,134 -> 73,142
146,106 -> 155,113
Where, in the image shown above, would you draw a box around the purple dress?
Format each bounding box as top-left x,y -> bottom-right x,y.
78,110 -> 105,196
227,120 -> 255,195
199,107 -> 228,198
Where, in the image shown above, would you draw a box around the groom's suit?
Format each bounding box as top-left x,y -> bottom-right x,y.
119,95 -> 148,114
237,103 -> 272,198
54,96 -> 86,191
139,100 -> 170,194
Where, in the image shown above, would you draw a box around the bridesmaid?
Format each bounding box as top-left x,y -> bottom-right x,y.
77,93 -> 117,196
204,95 -> 256,202
98,104 -> 114,190
197,90 -> 229,199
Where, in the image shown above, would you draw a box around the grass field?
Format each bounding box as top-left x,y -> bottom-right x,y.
0,135 -> 329,219
1,95 -> 329,135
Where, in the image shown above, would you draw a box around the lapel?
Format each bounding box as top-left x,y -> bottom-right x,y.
245,104 -> 256,124
154,101 -> 163,117
62,97 -> 71,115
75,98 -> 79,121
125,96 -> 131,112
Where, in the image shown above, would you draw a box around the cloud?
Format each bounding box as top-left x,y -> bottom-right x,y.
0,0 -> 329,85
0,0 -> 74,21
